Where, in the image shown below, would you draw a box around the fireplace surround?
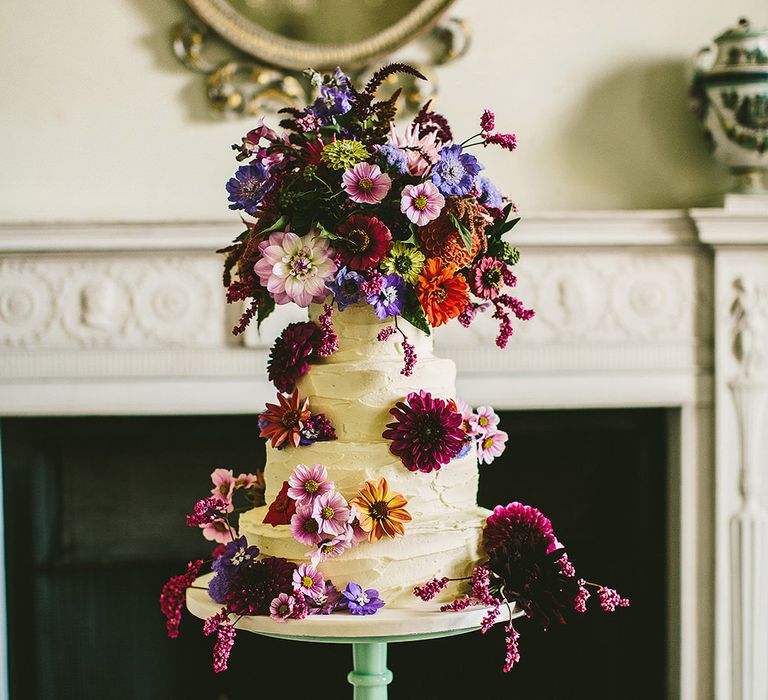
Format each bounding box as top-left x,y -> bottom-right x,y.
1,208 -> 767,699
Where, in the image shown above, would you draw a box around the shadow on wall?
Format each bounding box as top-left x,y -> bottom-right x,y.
559,59 -> 731,209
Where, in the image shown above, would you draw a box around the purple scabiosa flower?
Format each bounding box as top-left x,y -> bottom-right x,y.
208,570 -> 234,605
431,144 -> 483,197
377,143 -> 409,174
366,273 -> 405,320
211,535 -> 259,576
290,504 -> 324,546
292,563 -> 325,598
299,413 -> 337,446
326,266 -> 365,310
469,405 -> 500,436
340,582 -> 385,615
342,162 -> 392,205
400,181 -> 445,226
312,490 -> 351,537
225,163 -> 272,215
269,592 -> 296,622
382,390 -> 464,473
477,176 -> 503,209
307,581 -> 343,615
477,429 -> 508,465
287,463 -> 334,507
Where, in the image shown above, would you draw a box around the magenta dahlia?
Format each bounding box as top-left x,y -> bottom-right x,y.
382,390 -> 464,473
267,321 -> 322,393
483,502 -> 579,628
225,556 -> 297,616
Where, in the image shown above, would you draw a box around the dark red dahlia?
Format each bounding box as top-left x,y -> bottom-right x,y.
267,321 -> 323,393
483,502 -> 580,629
334,214 -> 392,270
225,556 -> 296,616
382,390 -> 464,473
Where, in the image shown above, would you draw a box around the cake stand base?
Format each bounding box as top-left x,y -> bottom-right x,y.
187,574 -> 522,699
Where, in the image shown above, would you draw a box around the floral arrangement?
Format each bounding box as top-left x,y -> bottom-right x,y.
219,64 -> 534,380
413,502 -> 629,672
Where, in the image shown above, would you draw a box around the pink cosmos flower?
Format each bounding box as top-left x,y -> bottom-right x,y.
287,463 -> 334,507
293,563 -> 326,598
269,592 -> 295,622
290,505 -> 324,546
307,531 -> 354,566
210,468 -> 235,511
342,162 -> 392,204
400,182 -> 445,226
388,123 -> 443,176
469,405 -> 500,436
253,230 -> 337,308
454,398 -> 476,435
477,428 -> 508,465
202,518 -> 233,544
312,490 -> 351,537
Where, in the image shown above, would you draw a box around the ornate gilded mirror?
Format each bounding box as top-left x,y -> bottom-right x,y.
172,0 -> 469,117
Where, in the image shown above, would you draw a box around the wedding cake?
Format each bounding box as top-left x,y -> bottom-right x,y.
239,304 -> 489,604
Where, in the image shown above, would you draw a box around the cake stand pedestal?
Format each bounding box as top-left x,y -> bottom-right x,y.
187,574 -> 522,699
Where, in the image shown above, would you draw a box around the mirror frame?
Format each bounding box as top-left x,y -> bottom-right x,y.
184,0 -> 456,70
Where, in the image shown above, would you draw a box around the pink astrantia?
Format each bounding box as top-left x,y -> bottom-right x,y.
342,162 -> 392,204
477,428 -> 508,465
287,463 -> 334,507
312,490 -> 351,537
269,592 -> 296,622
400,182 -> 445,226
293,563 -> 326,597
469,405 -> 500,436
290,504 -> 324,546
253,230 -> 337,307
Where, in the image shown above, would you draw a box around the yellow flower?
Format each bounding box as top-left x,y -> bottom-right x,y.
349,477 -> 412,543
379,242 -> 426,285
320,140 -> 371,171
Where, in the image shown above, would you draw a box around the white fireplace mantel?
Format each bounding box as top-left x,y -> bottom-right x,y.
1,209 -> 767,700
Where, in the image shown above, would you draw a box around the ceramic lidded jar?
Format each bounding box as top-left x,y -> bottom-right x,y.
691,18 -> 768,192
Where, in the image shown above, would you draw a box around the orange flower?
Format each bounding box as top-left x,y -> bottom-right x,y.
259,388 -> 311,448
349,478 -> 412,543
420,196 -> 488,268
416,258 -> 470,327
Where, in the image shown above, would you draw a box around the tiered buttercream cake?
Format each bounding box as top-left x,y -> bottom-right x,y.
239,304 -> 490,605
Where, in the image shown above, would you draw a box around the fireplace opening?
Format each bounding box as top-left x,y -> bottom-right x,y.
1,408 -> 667,699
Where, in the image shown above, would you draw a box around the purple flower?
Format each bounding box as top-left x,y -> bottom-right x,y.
307,581 -> 343,615
225,163 -> 272,215
267,321 -> 323,394
208,570 -> 233,604
382,390 -> 465,473
211,535 -> 260,576
312,490 -> 351,537
287,463 -> 334,507
292,563 -> 325,597
367,273 -> 405,319
477,176 -> 503,209
377,143 -> 409,174
269,592 -> 295,622
431,144 -> 483,197
299,414 -> 337,446
290,504 -> 324,546
340,582 -> 385,615
327,266 -> 365,310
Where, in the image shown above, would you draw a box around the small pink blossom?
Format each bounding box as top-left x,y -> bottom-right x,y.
400,182 -> 445,226
186,497 -> 227,527
210,468 -> 235,510
597,586 -> 630,612
312,490 -> 351,537
413,576 -> 450,602
201,518 -> 233,544
469,406 -> 500,436
503,622 -> 521,672
477,429 -> 508,465
269,592 -> 296,622
293,563 -> 326,597
342,162 -> 392,204
480,109 -> 495,133
307,531 -> 354,566
574,579 -> 591,613
290,504 -> 324,546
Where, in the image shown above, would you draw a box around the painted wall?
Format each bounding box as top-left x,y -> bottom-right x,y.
1,0 -> 766,221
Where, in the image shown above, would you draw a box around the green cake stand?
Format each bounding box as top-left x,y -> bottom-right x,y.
187,573 -> 522,699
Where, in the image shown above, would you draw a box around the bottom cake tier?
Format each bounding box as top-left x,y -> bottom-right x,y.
239,505 -> 491,606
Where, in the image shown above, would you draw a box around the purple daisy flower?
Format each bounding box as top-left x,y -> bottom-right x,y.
307,580 -> 343,615
211,535 -> 259,576
269,592 -> 295,622
382,390 -> 465,473
312,490 -> 351,537
292,563 -> 325,598
225,163 -> 272,215
340,582 -> 385,615
326,266 -> 365,310
367,273 -> 405,320
431,144 -> 483,197
290,504 -> 324,546
287,463 -> 334,507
